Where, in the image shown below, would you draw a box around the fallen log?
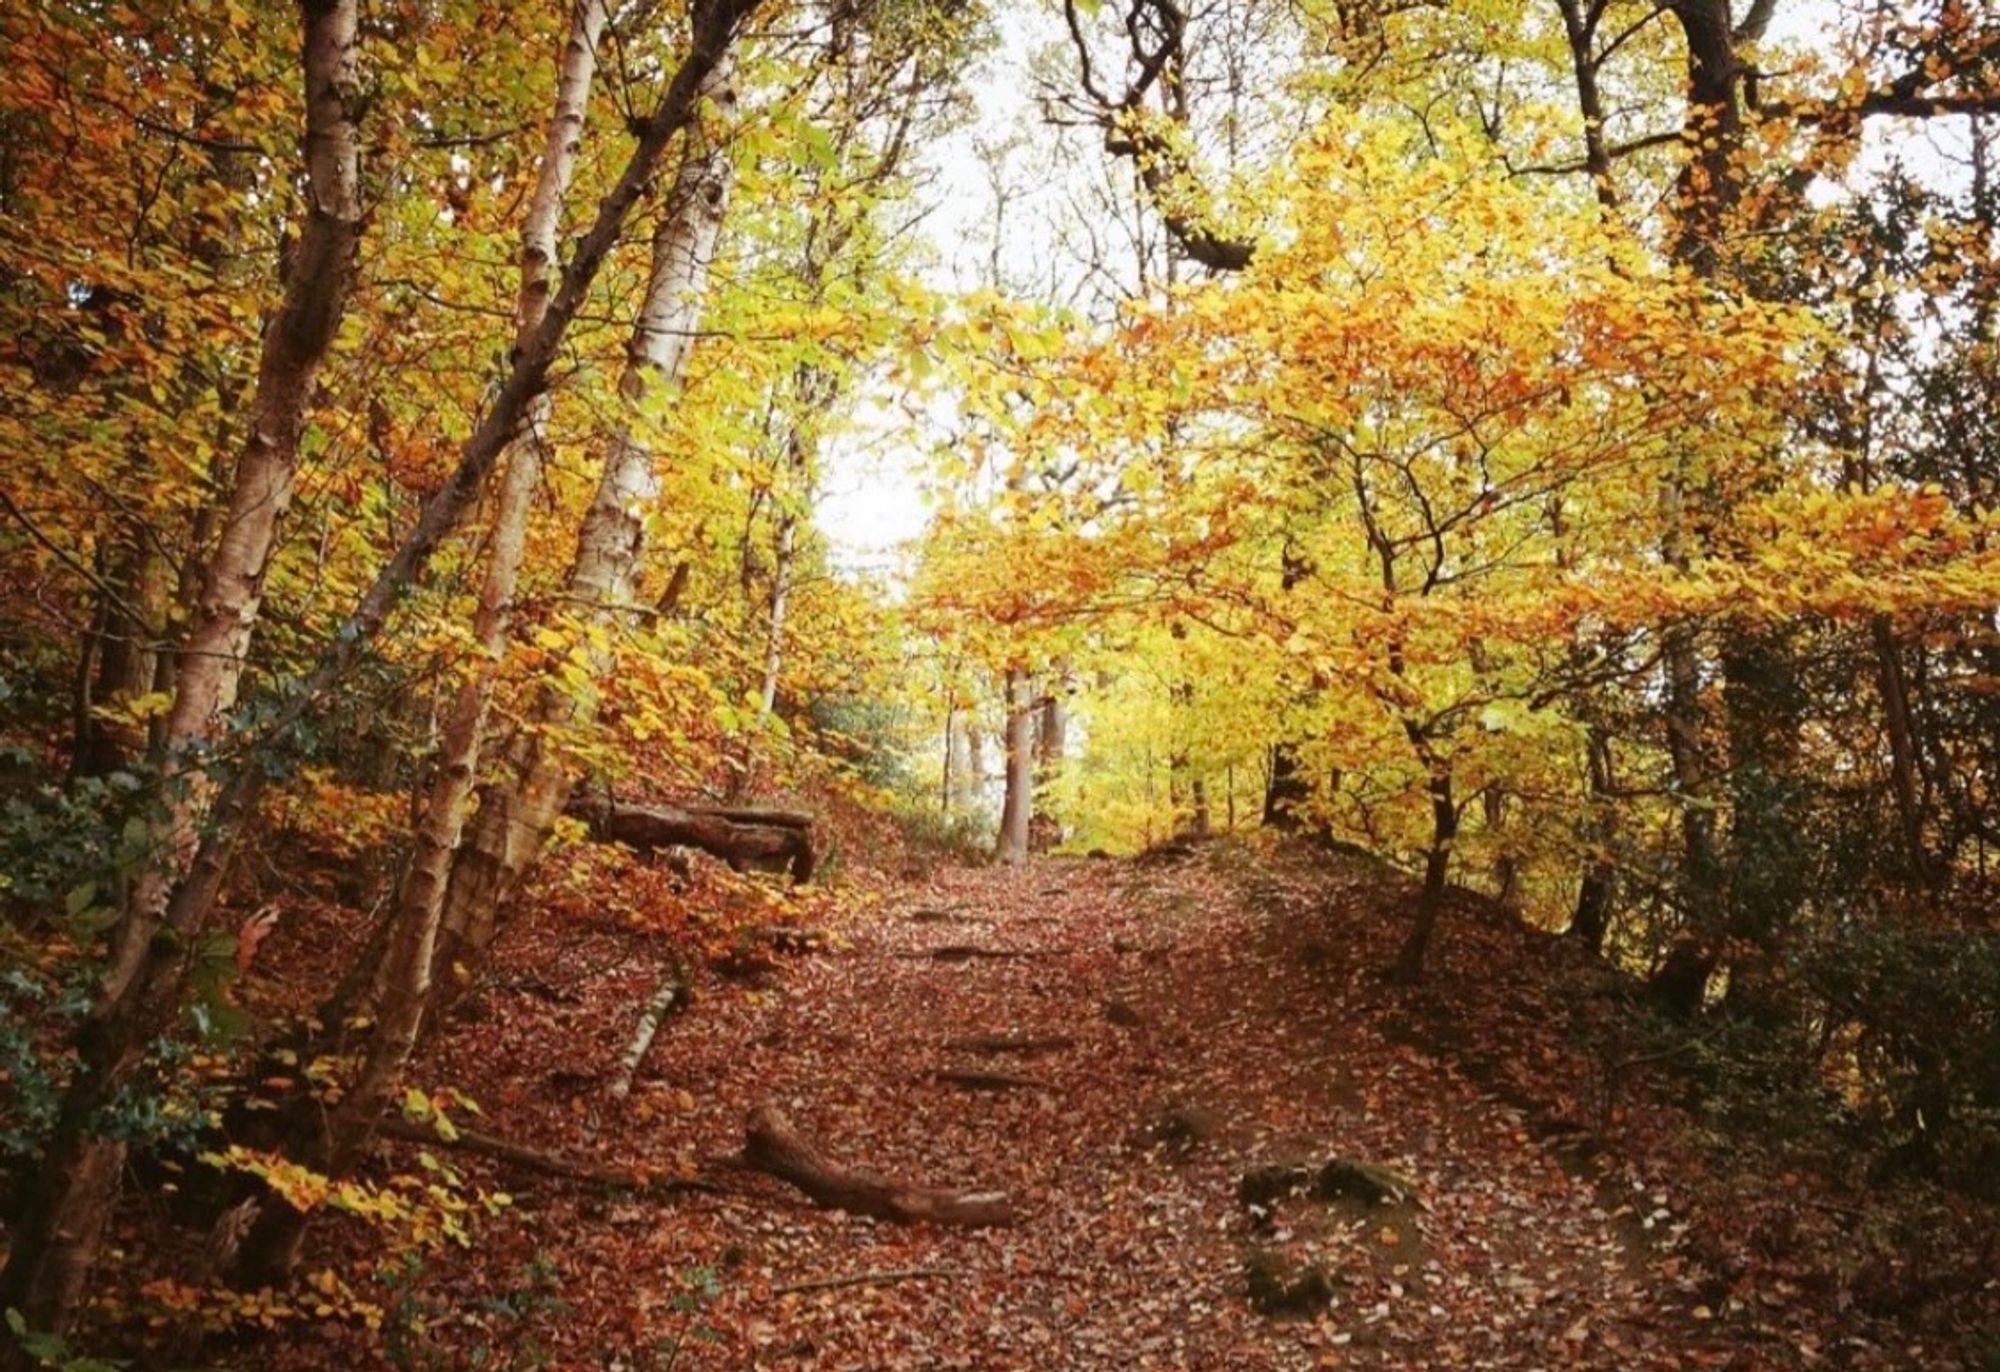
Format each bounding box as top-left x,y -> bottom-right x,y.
943,1032 -> 1075,1056
934,1068 -> 1048,1092
569,797 -> 817,882
741,1103 -> 1013,1227
904,945 -> 1056,963
607,960 -> 689,1103
908,907 -> 988,925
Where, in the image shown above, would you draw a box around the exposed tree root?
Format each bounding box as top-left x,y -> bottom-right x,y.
934,1068 -> 1049,1092
943,1032 -> 1075,1056
741,1103 -> 1014,1226
904,945 -> 1059,963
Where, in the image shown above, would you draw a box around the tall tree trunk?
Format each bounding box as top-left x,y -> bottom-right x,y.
964,716 -> 986,810
434,61 -> 738,992
72,535 -> 168,779
225,0 -> 611,1285
0,3 -> 756,1344
1264,541 -> 1314,828
102,0 -> 367,1001
995,668 -> 1032,865
1482,785 -> 1518,910
1570,724 -> 1617,955
1648,0 -> 1800,1012
757,511 -> 797,717
1032,661 -> 1067,843
0,0 -> 365,1342
1872,617 -> 1931,886
1394,763 -> 1457,983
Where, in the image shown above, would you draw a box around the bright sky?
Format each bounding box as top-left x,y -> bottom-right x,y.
811,0 -> 1977,581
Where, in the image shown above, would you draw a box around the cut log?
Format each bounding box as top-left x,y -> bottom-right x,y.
741,1103 -> 1013,1227
607,960 -> 689,1102
569,797 -> 817,881
933,1068 -> 1048,1092
943,1033 -> 1075,1057
909,907 -> 987,925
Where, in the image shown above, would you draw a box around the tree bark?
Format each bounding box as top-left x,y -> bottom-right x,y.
225,0 -> 612,1285
995,667 -> 1033,865
1570,725 -> 1617,955
0,2 -> 365,1343
1393,765 -> 1457,983
12,19 -> 364,1350
0,2 -> 758,1340
569,796 -> 817,881
607,960 -> 689,1102
1872,617 -> 1932,886
435,55 -> 740,993
1031,661 -> 1068,846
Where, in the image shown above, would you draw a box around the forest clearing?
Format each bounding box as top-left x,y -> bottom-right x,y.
2,0 -> 1998,1367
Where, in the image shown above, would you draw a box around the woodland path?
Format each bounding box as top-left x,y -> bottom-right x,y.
384,841 -> 1798,1371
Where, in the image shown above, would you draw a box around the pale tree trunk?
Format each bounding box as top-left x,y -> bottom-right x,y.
226,0 -> 610,1285
1032,665 -> 1067,845
0,3 -> 756,1344
103,0 -> 366,1000
756,509 -> 797,716
435,60 -> 739,990
963,717 -> 986,810
0,0 -> 364,1342
995,667 -> 1033,865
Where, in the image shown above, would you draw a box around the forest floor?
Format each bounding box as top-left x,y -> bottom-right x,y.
241,839 -> 1985,1371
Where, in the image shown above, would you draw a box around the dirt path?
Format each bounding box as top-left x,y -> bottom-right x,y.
402,843 -> 1781,1371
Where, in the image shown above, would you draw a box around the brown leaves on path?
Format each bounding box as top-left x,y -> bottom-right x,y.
252,843 -> 1944,1369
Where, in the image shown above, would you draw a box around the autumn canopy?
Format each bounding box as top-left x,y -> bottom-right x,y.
1,0 -> 1997,1366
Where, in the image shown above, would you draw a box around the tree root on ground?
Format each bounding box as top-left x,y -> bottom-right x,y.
741,1103 -> 1014,1226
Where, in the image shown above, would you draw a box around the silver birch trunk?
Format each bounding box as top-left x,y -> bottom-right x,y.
104,0 -> 367,999
436,62 -> 739,983
1,2 -> 758,1338
228,0 -> 611,1283
0,0 -> 364,1339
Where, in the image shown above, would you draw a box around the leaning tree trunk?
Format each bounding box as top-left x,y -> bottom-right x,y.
995,667 -> 1033,865
0,0 -> 364,1343
0,3 -> 757,1344
225,0 -> 611,1286
434,65 -> 739,993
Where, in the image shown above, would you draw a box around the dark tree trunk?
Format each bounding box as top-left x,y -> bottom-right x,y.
1393,768 -> 1457,983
